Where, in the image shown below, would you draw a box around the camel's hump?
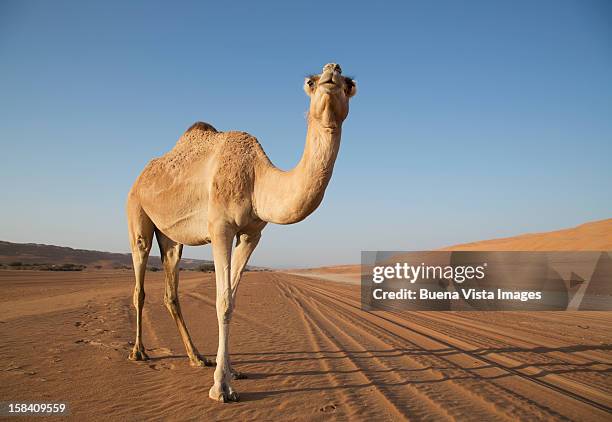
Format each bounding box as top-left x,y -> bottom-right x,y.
185,121 -> 218,134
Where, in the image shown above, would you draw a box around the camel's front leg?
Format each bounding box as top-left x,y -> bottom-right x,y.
227,230 -> 262,379
209,226 -> 239,403
231,230 -> 262,299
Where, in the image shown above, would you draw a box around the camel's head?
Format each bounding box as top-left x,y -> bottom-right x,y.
304,63 -> 357,128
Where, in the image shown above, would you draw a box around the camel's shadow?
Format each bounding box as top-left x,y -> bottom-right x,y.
146,343 -> 612,402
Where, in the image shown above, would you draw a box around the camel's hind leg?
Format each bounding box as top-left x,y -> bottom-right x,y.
127,198 -> 154,361
157,231 -> 212,367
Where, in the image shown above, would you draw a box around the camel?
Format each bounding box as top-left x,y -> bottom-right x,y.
126,63 -> 356,402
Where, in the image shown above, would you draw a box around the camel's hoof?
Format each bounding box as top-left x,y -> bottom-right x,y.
209,384 -> 239,403
128,347 -> 149,361
190,356 -> 213,368
231,370 -> 248,380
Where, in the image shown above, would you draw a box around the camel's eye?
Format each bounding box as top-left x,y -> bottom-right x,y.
343,76 -> 357,97
304,75 -> 320,95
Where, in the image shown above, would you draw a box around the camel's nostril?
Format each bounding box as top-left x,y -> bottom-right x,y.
323,63 -> 342,74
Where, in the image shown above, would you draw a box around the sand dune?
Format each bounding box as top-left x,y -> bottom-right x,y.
442,219 -> 612,251
1,270 -> 611,420
295,219 -> 612,282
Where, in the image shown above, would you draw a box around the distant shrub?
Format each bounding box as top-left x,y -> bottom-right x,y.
2,262 -> 86,271
194,263 -> 215,272
44,263 -> 86,271
148,266 -> 160,272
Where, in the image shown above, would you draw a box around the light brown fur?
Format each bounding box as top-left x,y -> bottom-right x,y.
126,63 -> 356,402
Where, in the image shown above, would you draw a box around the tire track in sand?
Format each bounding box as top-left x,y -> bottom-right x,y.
273,274 -> 409,421
284,273 -> 611,420
293,275 -> 612,396
287,276 -> 552,421
401,311 -> 612,395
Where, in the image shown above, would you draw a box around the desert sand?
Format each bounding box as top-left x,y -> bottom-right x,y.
1,269 -> 611,421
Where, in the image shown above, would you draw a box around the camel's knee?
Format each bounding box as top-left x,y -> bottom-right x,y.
133,234 -> 152,259
164,245 -> 180,262
164,294 -> 180,316
133,287 -> 145,309
217,295 -> 234,323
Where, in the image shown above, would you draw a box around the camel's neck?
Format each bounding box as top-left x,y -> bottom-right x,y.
254,117 -> 342,224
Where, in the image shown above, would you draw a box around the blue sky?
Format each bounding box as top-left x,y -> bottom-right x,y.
1,0 -> 611,267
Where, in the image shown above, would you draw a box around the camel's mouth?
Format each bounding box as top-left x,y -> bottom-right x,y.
319,75 -> 335,85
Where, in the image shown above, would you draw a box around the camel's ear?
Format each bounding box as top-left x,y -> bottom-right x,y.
304,76 -> 316,96
344,77 -> 357,98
